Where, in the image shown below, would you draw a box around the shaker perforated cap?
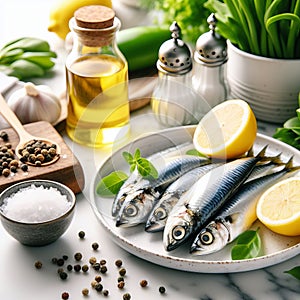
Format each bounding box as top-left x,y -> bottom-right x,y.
157,21 -> 192,75
194,13 -> 227,65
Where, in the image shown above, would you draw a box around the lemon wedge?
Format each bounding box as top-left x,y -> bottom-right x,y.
193,99 -> 257,159
256,177 -> 300,236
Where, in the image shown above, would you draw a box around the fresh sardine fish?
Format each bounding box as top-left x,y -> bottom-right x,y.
145,163 -> 222,232
111,142 -> 194,217
163,147 -> 268,251
190,158 -> 298,255
115,155 -> 211,227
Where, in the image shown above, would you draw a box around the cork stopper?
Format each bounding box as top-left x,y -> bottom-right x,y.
74,5 -> 115,29
71,5 -> 118,47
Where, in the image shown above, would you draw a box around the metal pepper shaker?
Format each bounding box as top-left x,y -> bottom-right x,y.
151,22 -> 202,127
192,13 -> 228,112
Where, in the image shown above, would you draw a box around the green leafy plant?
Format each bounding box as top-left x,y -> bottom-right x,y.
96,149 -> 158,197
273,93 -> 300,150
231,228 -> 261,260
139,0 -> 211,43
204,0 -> 300,58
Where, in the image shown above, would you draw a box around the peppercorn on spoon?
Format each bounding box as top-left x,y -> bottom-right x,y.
0,93 -> 60,166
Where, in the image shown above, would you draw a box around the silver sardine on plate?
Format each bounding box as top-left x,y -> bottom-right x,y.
115,154 -> 211,227
190,157 -> 298,255
163,146 -> 269,252
145,163 -> 223,233
145,157 -> 283,233
111,142 -> 194,217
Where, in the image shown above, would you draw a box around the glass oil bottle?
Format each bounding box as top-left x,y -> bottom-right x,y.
65,5 -> 130,147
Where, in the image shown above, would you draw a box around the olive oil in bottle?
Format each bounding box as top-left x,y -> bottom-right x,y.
65,5 -> 130,147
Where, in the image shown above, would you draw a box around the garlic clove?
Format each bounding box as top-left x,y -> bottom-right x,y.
7,82 -> 62,125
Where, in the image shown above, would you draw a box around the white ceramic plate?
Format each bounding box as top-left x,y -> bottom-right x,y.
90,126 -> 300,273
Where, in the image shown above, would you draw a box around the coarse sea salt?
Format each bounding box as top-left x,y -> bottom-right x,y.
0,184 -> 71,223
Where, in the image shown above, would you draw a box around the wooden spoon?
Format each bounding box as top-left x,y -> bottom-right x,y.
0,93 -> 60,166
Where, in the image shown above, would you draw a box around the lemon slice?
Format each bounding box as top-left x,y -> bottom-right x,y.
193,99 -> 257,159
256,177 -> 300,236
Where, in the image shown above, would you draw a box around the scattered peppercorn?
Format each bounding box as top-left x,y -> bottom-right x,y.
140,279 -> 148,287
115,259 -> 123,268
103,289 -> 109,296
82,264 -> 89,273
118,276 -> 125,282
59,272 -> 68,280
51,257 -> 58,264
74,264 -> 81,272
91,281 -> 97,289
123,293 -> 131,300
0,131 -> 8,141
62,255 -> 68,261
34,261 -> 43,269
95,275 -> 102,282
159,286 -> 166,294
82,288 -> 89,296
57,258 -> 65,266
118,281 -> 125,289
100,265 -> 108,274
89,257 -> 97,265
61,292 -> 69,300
67,264 -> 73,271
78,231 -> 85,239
74,252 -> 83,261
119,268 -> 126,276
92,263 -> 100,271
92,242 -> 99,250
95,283 -> 103,292
57,268 -> 64,274
100,259 -> 106,265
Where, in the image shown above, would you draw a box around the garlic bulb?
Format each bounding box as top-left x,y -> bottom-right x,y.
7,82 -> 62,125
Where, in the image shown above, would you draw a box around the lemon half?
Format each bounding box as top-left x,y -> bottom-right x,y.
193,99 -> 257,159
256,177 -> 300,236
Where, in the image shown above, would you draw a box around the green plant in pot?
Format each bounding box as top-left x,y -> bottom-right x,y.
204,0 -> 300,123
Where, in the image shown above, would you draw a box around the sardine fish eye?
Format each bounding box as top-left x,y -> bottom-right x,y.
125,204 -> 138,217
199,229 -> 214,245
172,225 -> 186,241
155,207 -> 167,220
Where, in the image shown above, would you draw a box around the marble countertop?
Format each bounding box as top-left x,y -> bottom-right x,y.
0,1 -> 299,299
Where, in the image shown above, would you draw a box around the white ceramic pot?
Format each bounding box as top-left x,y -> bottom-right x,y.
227,41 -> 300,124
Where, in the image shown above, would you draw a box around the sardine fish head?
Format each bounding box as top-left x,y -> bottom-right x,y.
190,221 -> 229,255
163,211 -> 194,252
115,190 -> 156,228
145,205 -> 169,232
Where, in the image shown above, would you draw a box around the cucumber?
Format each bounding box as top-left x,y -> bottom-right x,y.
116,26 -> 170,72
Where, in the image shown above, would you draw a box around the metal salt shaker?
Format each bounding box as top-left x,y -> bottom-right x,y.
192,13 -> 228,113
151,22 -> 202,127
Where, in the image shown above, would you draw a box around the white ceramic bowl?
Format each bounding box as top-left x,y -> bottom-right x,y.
0,180 -> 76,246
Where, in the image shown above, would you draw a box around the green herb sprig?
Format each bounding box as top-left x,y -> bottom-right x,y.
231,228 -> 261,260
204,0 -> 300,58
96,149 -> 158,197
273,93 -> 300,150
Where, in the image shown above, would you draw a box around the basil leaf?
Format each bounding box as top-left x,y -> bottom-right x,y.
96,171 -> 128,196
231,229 -> 261,260
136,157 -> 159,179
134,148 -> 141,160
122,151 -> 134,164
284,266 -> 300,280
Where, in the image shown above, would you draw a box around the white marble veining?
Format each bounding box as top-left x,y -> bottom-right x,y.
0,1 -> 299,300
